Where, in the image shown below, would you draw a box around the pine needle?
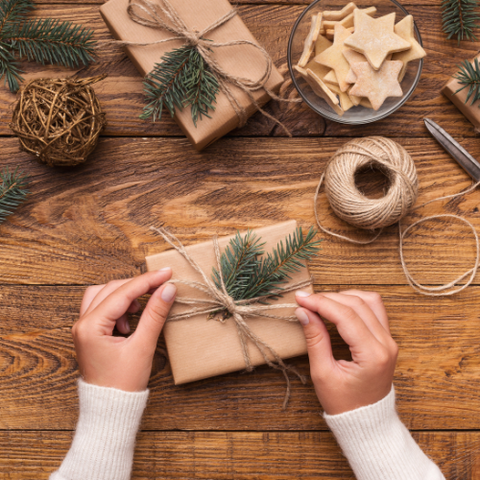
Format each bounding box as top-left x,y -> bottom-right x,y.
141,44 -> 219,126
454,58 -> 480,105
213,227 -> 321,308
442,0 -> 480,42
0,166 -> 28,225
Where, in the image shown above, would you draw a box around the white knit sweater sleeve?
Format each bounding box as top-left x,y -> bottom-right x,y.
50,379 -> 149,480
324,387 -> 445,480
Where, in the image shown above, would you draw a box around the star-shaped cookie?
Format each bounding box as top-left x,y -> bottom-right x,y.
314,24 -> 353,92
349,60 -> 403,110
392,15 -> 426,81
344,10 -> 411,70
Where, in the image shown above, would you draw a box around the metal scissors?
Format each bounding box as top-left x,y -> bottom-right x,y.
424,118 -> 480,182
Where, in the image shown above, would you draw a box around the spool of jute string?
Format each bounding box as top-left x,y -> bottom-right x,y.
314,136 -> 480,296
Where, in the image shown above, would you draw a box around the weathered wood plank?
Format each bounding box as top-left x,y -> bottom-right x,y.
1,137 -> 479,286
0,5 -> 477,138
1,285 -> 480,430
1,430 -> 478,479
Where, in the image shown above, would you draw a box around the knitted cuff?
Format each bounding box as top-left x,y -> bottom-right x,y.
324,387 -> 445,480
56,380 -> 149,480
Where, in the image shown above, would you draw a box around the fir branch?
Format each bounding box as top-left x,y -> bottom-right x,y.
0,166 -> 28,225
454,58 -> 480,105
141,44 -> 219,126
0,0 -> 35,34
0,42 -> 23,91
212,227 -> 321,311
3,18 -> 95,68
442,0 -> 480,42
243,227 -> 321,300
212,230 -> 265,301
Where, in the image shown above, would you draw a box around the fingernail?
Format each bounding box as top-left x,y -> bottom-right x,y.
161,283 -> 177,302
159,267 -> 172,272
295,308 -> 310,326
295,290 -> 311,298
124,318 -> 131,333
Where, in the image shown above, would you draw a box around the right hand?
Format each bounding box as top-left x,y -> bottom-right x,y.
72,269 -> 176,392
295,290 -> 398,415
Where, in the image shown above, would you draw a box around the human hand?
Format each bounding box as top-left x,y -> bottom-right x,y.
72,268 -> 177,392
295,290 -> 398,415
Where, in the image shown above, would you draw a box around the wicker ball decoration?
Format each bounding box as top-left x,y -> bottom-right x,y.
10,75 -> 107,167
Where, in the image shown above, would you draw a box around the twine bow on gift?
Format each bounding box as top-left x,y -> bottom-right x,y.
151,226 -> 312,409
108,0 -> 300,134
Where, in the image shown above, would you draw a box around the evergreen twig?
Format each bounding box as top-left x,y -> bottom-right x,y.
442,0 -> 480,42
141,44 -> 219,126
0,166 -> 28,225
454,58 -> 480,105
212,227 -> 321,316
0,0 -> 96,92
3,18 -> 96,68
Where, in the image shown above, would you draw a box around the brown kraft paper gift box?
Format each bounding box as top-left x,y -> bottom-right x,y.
100,0 -> 284,151
145,220 -> 313,385
443,53 -> 480,132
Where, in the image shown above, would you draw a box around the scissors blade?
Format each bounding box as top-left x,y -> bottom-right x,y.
424,118 -> 480,182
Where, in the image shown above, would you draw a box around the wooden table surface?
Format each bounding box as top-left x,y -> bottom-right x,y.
2,0 -> 480,478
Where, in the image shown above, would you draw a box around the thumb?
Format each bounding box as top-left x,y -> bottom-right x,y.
132,283 -> 177,350
295,307 -> 335,374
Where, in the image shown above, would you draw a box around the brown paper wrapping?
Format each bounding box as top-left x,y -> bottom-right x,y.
443,54 -> 480,132
100,0 -> 284,150
145,220 -> 313,384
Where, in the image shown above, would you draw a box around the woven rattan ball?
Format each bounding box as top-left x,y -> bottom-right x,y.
10,75 -> 107,167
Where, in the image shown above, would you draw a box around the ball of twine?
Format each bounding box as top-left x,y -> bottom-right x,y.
10,75 -> 107,168
315,136 -> 480,296
323,137 -> 418,231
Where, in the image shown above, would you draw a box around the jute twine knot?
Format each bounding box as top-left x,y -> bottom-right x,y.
103,0 -> 300,134
10,75 -> 106,167
151,226 -> 312,409
315,136 -> 480,296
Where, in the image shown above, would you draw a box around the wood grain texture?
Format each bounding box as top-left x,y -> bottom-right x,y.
1,137 -> 479,286
1,430 -> 479,480
0,5 -> 478,138
1,285 -> 480,431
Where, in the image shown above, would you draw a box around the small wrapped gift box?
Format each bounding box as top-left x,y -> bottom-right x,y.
145,220 -> 313,385
442,54 -> 480,132
100,0 -> 284,150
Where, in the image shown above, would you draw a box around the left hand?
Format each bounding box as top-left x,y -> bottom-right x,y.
72,269 -> 176,392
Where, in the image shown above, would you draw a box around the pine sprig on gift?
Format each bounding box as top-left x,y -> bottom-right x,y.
442,0 -> 480,42
213,227 -> 321,308
0,0 -> 96,92
454,58 -> 480,105
141,45 -> 219,126
0,167 -> 28,225
212,230 -> 266,301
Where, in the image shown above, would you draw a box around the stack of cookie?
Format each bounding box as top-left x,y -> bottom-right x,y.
294,2 -> 426,115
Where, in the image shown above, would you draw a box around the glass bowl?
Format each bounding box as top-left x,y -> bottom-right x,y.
287,0 -> 424,125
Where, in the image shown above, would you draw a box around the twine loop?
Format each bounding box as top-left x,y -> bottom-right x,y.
105,0 -> 298,133
150,226 -> 312,408
315,136 -> 480,296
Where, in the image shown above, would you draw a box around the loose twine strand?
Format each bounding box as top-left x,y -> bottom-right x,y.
150,226 -> 311,409
314,137 -> 480,296
102,0 -> 301,135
